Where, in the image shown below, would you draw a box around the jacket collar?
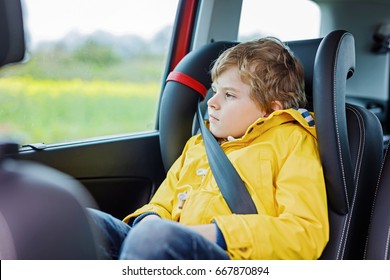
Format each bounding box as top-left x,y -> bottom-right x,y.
206,108 -> 317,144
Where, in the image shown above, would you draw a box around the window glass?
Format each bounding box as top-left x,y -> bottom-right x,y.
239,0 -> 320,41
0,0 -> 179,144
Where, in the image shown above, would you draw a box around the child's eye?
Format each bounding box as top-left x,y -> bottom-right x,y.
225,92 -> 235,99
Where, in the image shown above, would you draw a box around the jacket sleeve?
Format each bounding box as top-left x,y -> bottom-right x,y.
122,138 -> 194,223
213,131 -> 329,260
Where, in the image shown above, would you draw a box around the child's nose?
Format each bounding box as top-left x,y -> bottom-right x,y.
207,93 -> 219,109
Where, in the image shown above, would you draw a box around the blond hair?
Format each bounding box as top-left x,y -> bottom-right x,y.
211,37 -> 306,113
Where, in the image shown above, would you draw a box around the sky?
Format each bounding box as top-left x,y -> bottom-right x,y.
21,0 -> 320,46
22,0 -> 180,45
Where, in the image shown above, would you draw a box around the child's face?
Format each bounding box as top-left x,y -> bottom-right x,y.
208,66 -> 267,139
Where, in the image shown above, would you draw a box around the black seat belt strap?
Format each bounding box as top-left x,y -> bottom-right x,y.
197,101 -> 258,214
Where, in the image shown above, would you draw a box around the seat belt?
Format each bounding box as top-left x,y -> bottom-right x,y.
197,100 -> 258,214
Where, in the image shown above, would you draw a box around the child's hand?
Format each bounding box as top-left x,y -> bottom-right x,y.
187,224 -> 217,243
138,214 -> 161,224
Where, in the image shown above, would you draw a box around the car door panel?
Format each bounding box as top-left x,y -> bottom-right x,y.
17,132 -> 166,219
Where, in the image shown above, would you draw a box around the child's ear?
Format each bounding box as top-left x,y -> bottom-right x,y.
271,100 -> 283,111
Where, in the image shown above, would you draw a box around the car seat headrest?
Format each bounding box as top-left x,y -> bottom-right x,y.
0,0 -> 25,67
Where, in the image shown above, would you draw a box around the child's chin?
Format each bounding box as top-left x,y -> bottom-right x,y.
209,129 -> 223,138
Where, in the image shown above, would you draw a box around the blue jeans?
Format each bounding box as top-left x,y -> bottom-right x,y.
88,208 -> 230,260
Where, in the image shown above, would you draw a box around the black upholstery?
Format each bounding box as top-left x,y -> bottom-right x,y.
364,145 -> 390,260
0,142 -> 101,259
285,38 -> 322,111
313,30 -> 383,259
0,0 -> 25,66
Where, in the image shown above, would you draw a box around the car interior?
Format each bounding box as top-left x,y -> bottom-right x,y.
0,0 -> 390,260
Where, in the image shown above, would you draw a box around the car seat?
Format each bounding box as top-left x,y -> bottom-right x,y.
160,30 -> 383,259
364,144 -> 390,260
0,141 -> 103,259
0,0 -> 25,67
313,30 -> 383,259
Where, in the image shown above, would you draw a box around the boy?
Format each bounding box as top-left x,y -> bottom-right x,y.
90,37 -> 329,260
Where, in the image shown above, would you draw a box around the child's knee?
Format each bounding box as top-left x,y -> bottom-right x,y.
131,219 -> 177,245
119,220 -> 180,259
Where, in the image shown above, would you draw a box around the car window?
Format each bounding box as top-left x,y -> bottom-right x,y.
239,0 -> 320,41
0,0 -> 179,145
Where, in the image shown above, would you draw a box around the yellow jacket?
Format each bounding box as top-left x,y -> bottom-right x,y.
124,108 -> 329,259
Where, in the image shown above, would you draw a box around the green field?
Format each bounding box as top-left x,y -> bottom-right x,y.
0,77 -> 160,144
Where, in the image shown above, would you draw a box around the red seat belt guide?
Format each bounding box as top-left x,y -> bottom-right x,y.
166,72 -> 207,98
